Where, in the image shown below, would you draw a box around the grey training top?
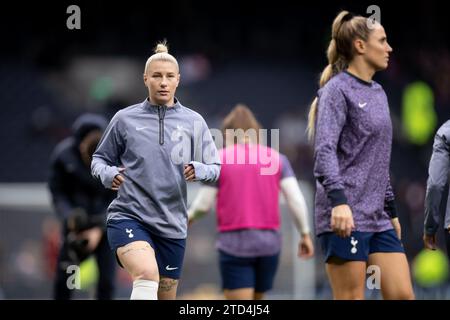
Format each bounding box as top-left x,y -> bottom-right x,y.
424,120 -> 450,235
314,71 -> 395,235
92,98 -> 221,239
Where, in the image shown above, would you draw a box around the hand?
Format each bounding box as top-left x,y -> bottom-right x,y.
331,204 -> 354,238
391,217 -> 401,240
112,167 -> 125,190
184,164 -> 195,181
77,227 -> 103,252
423,233 -> 437,250
298,234 -> 314,259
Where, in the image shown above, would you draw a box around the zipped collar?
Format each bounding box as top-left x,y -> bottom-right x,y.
143,97 -> 181,113
142,98 -> 182,145
157,105 -> 166,145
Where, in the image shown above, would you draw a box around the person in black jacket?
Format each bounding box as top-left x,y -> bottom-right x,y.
48,113 -> 117,299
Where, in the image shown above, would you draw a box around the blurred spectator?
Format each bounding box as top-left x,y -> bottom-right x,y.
48,113 -> 117,299
41,217 -> 61,280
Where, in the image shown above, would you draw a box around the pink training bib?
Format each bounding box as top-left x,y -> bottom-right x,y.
216,143 -> 282,232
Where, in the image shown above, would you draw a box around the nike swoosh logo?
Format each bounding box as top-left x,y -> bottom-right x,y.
165,265 -> 178,271
358,102 -> 367,108
136,126 -> 150,131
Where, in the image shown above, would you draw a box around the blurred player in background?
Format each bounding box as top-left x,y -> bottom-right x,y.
423,120 -> 450,254
307,11 -> 414,299
188,104 -> 314,300
48,113 -> 117,300
91,41 -> 220,300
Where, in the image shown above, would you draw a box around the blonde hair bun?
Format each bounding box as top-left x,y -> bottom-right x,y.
154,42 -> 169,54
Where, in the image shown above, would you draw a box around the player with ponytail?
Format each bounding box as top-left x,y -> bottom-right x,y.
309,11 -> 414,300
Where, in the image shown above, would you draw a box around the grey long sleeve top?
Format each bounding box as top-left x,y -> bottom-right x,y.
92,98 -> 221,239
424,120 -> 450,236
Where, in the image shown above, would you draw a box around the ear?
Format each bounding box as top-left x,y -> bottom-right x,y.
143,73 -> 148,86
353,39 -> 366,54
175,73 -> 181,88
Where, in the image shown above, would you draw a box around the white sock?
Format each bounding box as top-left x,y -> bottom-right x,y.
130,279 -> 159,300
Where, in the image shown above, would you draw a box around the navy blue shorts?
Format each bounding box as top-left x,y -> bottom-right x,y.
219,250 -> 279,293
319,229 -> 404,262
107,218 -> 186,279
